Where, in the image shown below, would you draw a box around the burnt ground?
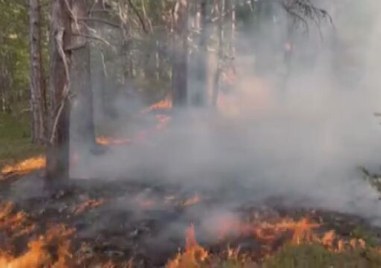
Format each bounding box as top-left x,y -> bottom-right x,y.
1,171 -> 381,267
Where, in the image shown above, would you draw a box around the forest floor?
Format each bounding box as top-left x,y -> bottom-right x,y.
2,115 -> 381,267
0,113 -> 43,168
1,172 -> 381,267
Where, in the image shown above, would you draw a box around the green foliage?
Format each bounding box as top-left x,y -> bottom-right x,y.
0,0 -> 30,112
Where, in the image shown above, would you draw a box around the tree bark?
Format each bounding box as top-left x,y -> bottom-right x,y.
70,0 -> 96,153
191,0 -> 208,107
225,0 -> 236,60
46,0 -> 72,182
0,58 -> 13,113
172,0 -> 189,107
90,0 -> 108,121
29,0 -> 47,144
212,0 -> 224,107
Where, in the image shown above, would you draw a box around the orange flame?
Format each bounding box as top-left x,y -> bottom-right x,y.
167,216 -> 370,267
1,156 -> 45,176
1,96 -> 173,176
73,198 -> 105,215
167,225 -> 209,268
0,202 -> 36,240
251,217 -> 320,245
0,225 -> 74,268
96,136 -> 131,146
142,96 -> 172,114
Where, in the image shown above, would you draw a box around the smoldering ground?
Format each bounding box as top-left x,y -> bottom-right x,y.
69,0 -> 381,227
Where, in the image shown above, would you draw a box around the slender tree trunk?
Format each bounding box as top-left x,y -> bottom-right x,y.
29,0 -> 47,144
191,0 -> 208,107
155,40 -> 160,81
281,16 -> 294,91
172,0 -> 189,107
212,0 -> 224,107
91,0 -> 108,121
0,63 -> 12,113
70,0 -> 96,153
0,67 -> 7,112
46,0 -> 72,182
119,1 -> 131,84
225,0 -> 236,60
230,1 -> 236,59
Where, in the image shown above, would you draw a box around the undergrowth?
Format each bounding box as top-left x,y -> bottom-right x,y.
0,113 -> 42,168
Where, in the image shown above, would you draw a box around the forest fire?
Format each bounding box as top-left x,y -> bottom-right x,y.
96,136 -> 132,146
167,215 -> 370,267
0,98 -> 173,177
73,198 -> 105,215
167,225 -> 209,268
0,225 -> 74,268
0,203 -> 71,267
0,202 -> 36,240
1,156 -> 45,176
2,0 -> 381,265
94,96 -> 172,146
0,193 -> 380,268
142,96 -> 172,114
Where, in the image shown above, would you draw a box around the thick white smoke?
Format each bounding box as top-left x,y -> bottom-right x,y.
71,1 -> 381,225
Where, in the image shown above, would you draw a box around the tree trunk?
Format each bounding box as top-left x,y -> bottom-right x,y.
191,0 -> 208,107
212,0 -> 224,107
46,0 -> 72,182
29,0 -> 47,144
172,0 -> 189,107
119,1 -> 131,84
70,0 -> 96,154
226,0 -> 236,60
155,40 -> 160,81
0,62 -> 12,113
90,0 -> 108,121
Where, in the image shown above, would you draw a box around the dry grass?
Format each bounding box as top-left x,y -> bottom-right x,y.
0,113 -> 43,169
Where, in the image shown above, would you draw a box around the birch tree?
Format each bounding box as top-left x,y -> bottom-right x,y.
172,0 -> 189,107
29,0 -> 47,144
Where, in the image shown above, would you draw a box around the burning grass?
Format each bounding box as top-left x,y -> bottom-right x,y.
0,202 -> 36,248
73,198 -> 105,215
0,96 -> 172,177
0,113 -> 43,173
166,218 -> 381,268
141,96 -> 172,114
1,155 -> 45,176
1,182 -> 381,268
96,136 -> 132,146
0,225 -> 74,268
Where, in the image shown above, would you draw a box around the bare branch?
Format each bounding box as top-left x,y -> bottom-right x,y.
49,28 -> 70,144
77,17 -> 120,28
127,0 -> 149,33
282,0 -> 333,27
71,32 -> 112,47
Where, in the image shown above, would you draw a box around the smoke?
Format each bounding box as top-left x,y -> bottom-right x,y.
71,1 -> 381,225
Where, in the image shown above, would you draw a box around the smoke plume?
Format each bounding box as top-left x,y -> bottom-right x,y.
71,0 -> 381,225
